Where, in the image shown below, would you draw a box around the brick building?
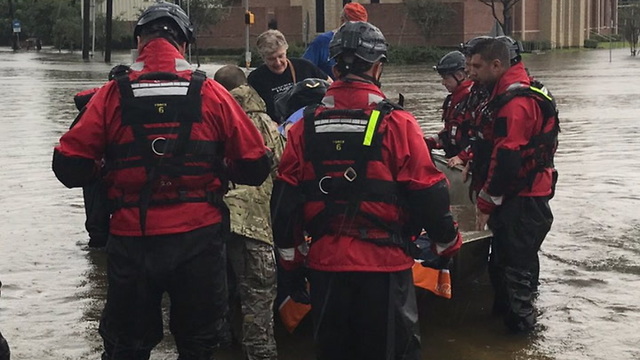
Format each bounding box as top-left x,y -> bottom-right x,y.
103,0 -> 618,49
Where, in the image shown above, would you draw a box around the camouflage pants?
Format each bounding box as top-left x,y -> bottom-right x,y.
227,234 -> 278,360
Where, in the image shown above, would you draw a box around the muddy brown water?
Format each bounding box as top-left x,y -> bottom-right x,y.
1,47 -> 639,359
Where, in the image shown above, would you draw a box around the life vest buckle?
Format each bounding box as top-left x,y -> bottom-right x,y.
343,167 -> 357,182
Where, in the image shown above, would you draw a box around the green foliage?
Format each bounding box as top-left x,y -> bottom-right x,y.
404,0 -> 455,45
584,39 -> 599,48
0,0 -> 235,50
590,32 -> 622,42
226,45 -> 448,67
596,41 -> 627,49
94,15 -> 134,50
197,47 -> 244,56
387,46 -> 448,65
21,0 -> 59,42
188,0 -> 233,38
619,2 -> 640,56
1,0 -> 82,50
232,44 -> 306,68
521,40 -> 552,52
50,1 -> 82,50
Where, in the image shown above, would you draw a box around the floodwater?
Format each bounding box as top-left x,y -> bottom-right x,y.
0,47 -> 639,360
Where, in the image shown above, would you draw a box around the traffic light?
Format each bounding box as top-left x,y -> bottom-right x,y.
245,11 -> 255,25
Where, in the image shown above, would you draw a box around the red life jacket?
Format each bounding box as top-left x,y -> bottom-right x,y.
473,81 -> 559,196
439,80 -> 474,158
107,69 -> 227,233
300,100 -> 416,252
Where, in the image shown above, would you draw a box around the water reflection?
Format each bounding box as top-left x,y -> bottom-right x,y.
0,47 -> 639,359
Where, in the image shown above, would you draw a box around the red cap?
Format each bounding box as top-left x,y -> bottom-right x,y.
343,2 -> 368,22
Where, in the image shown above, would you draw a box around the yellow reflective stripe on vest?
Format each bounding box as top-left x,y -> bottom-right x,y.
529,86 -> 553,102
363,109 -> 381,146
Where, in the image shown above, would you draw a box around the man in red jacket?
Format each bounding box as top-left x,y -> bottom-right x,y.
467,38 -> 557,333
270,21 -> 461,359
52,2 -> 271,358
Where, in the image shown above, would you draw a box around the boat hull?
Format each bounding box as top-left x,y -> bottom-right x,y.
431,152 -> 492,284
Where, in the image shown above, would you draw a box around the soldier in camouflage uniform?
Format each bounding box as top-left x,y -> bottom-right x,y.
214,65 -> 284,360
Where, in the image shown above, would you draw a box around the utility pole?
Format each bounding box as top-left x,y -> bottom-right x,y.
91,0 -> 96,57
82,0 -> 91,59
8,0 -> 18,51
609,19 -> 613,62
244,0 -> 251,69
105,0 -> 113,62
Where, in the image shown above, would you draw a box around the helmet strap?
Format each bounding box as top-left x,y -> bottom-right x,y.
339,72 -> 380,88
337,61 -> 383,88
192,41 -> 200,68
359,73 -> 382,88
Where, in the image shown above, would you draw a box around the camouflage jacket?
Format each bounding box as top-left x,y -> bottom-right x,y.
225,85 -> 285,244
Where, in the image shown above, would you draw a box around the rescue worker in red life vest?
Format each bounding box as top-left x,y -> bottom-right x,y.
72,87 -> 111,248
467,38 -> 557,333
52,2 -> 272,358
71,65 -> 132,249
270,21 -> 462,360
459,36 -> 492,121
456,36 -> 492,185
425,50 -> 475,169
495,35 -> 557,108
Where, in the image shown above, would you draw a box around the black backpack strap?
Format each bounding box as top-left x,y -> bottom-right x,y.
302,104 -> 321,161
172,70 -> 206,156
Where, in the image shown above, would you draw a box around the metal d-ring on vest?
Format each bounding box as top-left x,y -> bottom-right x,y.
318,175 -> 331,195
317,166 -> 358,195
151,136 -> 167,156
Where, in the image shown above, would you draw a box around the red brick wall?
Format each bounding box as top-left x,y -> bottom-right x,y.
197,6 -> 303,49
193,0 -> 564,50
462,1 -> 502,40
512,0 -> 542,41
364,2 -> 464,47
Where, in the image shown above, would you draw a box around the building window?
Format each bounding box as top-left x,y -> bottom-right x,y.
371,0 -> 380,3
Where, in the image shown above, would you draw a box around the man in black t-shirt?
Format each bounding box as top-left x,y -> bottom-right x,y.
248,29 -> 329,123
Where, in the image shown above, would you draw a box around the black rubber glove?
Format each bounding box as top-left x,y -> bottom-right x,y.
280,267 -> 310,304
415,233 -> 452,270
419,248 -> 452,270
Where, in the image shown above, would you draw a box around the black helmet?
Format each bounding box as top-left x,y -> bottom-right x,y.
495,35 -> 524,64
134,1 -> 195,44
460,35 -> 493,56
434,51 -> 466,76
274,78 -> 330,122
329,21 -> 388,64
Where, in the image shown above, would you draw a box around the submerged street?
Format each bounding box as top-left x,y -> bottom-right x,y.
0,47 -> 639,359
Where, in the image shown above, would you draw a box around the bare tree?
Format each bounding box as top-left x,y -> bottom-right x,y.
620,1 -> 640,56
185,0 -> 234,37
478,0 -> 522,36
135,0 -> 235,38
404,0 -> 454,46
